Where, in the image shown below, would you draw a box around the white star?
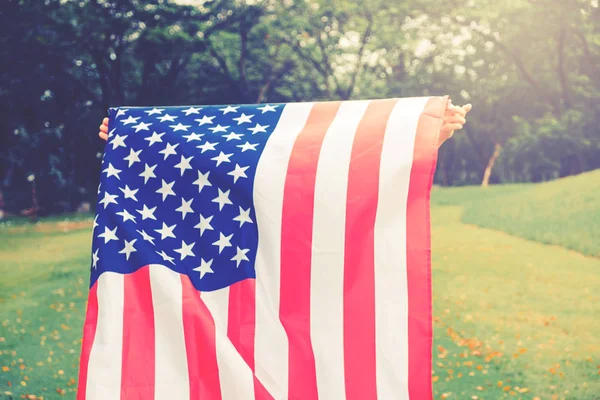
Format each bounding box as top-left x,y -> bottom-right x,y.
98,226 -> 118,243
115,108 -> 129,118
139,163 -> 157,184
158,114 -> 177,122
182,106 -> 202,116
116,209 -> 136,223
237,141 -> 259,152
228,164 -> 249,183
145,108 -> 164,115
110,134 -> 128,150
231,247 -> 250,267
233,206 -> 253,227
193,258 -> 214,279
212,232 -> 233,253
257,104 -> 278,113
219,105 -> 239,114
182,132 -> 204,142
132,121 -> 152,133
174,240 -> 195,260
170,122 -> 191,132
212,188 -> 232,211
194,214 -> 214,236
99,192 -> 118,209
209,124 -> 230,133
122,115 -> 139,125
176,198 -> 194,220
145,131 -> 165,146
223,132 -> 243,141
233,113 -> 254,125
211,151 -> 233,166
102,163 -> 122,179
248,123 -> 269,134
119,239 -> 137,260
197,141 -> 217,153
93,214 -> 99,229
119,185 -> 139,201
108,128 -> 116,138
137,229 -> 155,245
159,142 -> 179,160
92,249 -> 100,269
156,179 -> 176,201
174,155 -> 193,176
155,222 -> 177,240
124,148 -> 142,167
192,170 -> 212,192
195,115 -> 215,126
136,204 -> 157,220
156,250 -> 175,265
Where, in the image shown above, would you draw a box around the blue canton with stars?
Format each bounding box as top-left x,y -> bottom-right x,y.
91,103 -> 285,291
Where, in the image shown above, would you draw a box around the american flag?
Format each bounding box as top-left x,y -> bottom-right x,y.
77,96 -> 447,400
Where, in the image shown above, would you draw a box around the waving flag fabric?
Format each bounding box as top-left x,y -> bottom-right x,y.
77,96 -> 447,400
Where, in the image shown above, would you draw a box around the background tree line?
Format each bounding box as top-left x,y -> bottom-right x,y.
1,0 -> 599,214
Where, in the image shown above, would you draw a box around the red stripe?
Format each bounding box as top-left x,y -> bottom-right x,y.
407,96 -> 447,399
280,101 -> 341,399
121,266 -> 155,399
343,99 -> 399,400
76,283 -> 99,400
227,279 -> 272,399
181,276 -> 222,400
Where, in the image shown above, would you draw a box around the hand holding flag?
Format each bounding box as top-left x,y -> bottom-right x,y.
438,100 -> 473,147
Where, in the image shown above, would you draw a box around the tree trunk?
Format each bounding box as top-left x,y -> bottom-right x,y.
481,143 -> 502,187
255,77 -> 273,104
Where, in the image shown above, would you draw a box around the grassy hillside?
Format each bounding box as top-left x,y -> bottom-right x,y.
433,169 -> 600,257
1,175 -> 599,399
430,207 -> 600,400
0,221 -> 92,399
431,183 -> 531,207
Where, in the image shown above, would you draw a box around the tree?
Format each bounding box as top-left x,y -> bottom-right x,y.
408,0 -> 600,185
1,0 -> 599,214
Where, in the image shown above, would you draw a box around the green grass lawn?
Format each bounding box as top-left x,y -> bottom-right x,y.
434,169 -> 600,258
1,174 -> 599,399
430,206 -> 600,400
0,221 -> 92,399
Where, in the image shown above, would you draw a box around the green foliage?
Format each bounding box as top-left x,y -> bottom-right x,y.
0,0 -> 599,212
501,111 -> 597,182
416,0 -> 600,185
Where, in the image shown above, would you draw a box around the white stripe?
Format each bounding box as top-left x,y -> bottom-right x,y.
374,97 -> 429,399
202,288 -> 255,400
149,265 -> 189,400
85,272 -> 124,400
253,102 -> 314,398
310,100 -> 370,399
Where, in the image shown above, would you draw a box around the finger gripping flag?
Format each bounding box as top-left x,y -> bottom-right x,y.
78,96 -> 447,400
